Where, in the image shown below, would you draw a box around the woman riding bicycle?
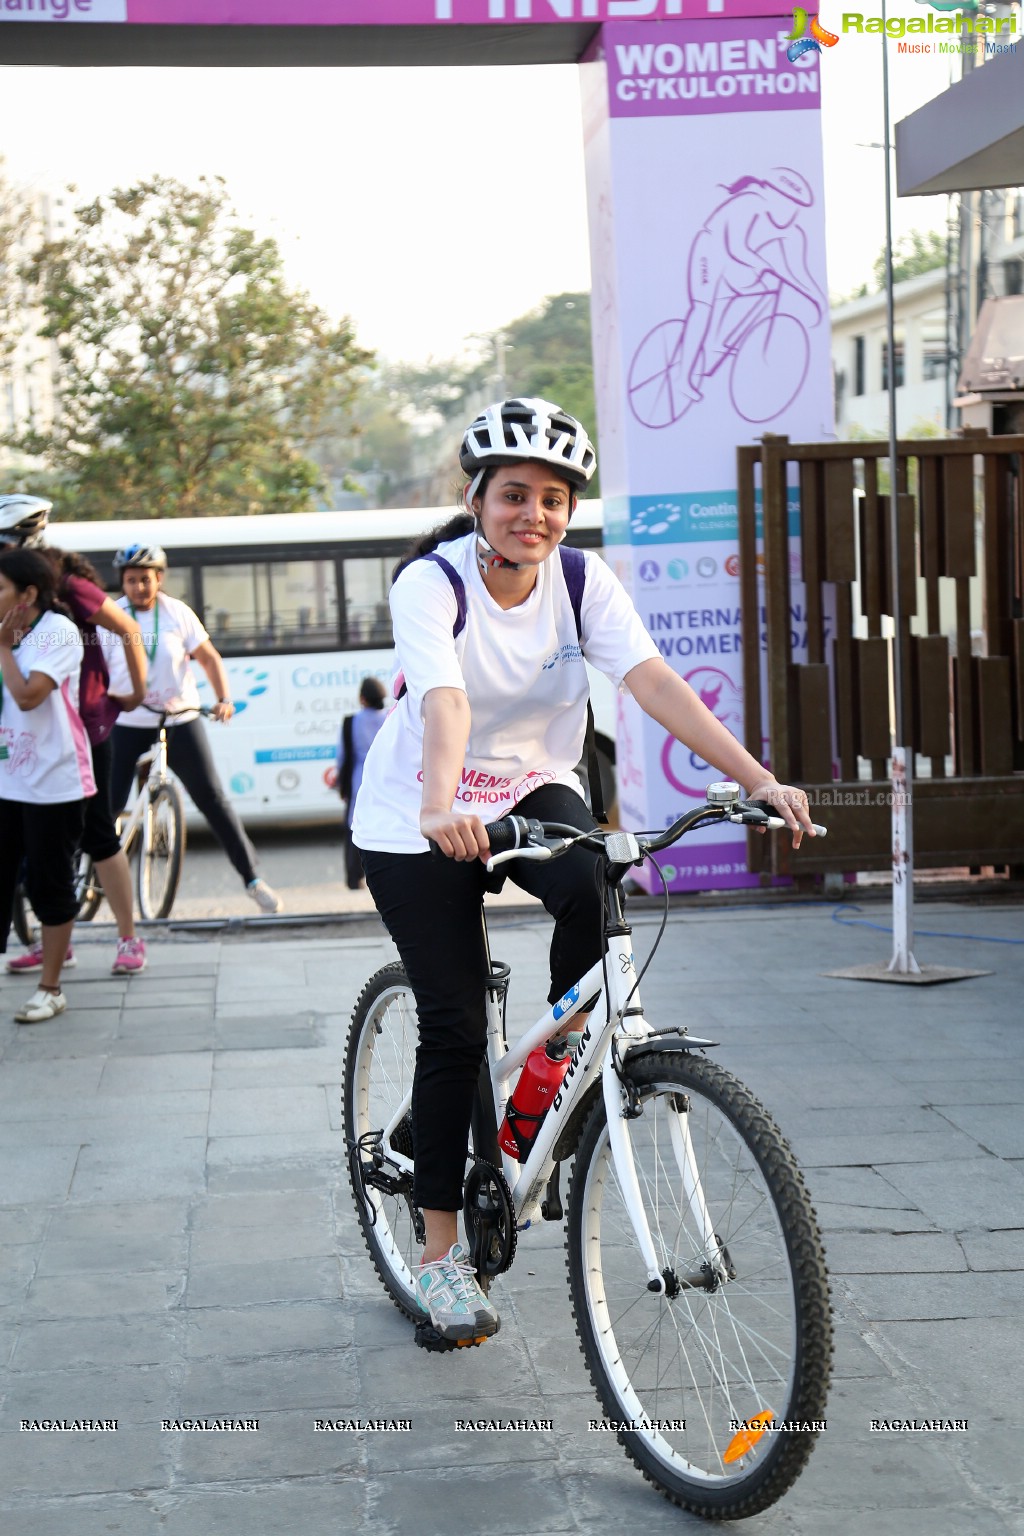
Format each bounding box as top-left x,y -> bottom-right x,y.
351,397 -> 815,1344
106,544 -> 282,915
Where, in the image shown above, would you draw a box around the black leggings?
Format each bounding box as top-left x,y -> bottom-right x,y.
358,782 -> 604,1213
0,797 -> 85,950
110,719 -> 259,887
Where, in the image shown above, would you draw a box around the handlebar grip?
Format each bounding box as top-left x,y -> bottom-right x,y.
484,817 -> 521,856
484,815 -> 547,855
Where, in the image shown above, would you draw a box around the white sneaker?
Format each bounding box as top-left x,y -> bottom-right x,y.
246,878 -> 283,914
414,1242 -> 500,1343
15,988 -> 67,1024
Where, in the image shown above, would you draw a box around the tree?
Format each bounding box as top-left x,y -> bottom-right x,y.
872,230 -> 947,292
13,176 -> 372,518
371,292 -> 600,504
0,159 -> 33,375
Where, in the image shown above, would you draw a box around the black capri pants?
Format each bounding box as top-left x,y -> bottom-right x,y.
0,797 -> 86,949
358,782 -> 604,1213
110,719 -> 259,887
80,735 -> 122,865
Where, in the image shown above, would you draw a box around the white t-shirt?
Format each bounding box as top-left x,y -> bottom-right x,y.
107,593 -> 208,729
0,609 -> 96,805
352,536 -> 660,854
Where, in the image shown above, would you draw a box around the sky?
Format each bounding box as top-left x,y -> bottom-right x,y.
0,13 -> 971,367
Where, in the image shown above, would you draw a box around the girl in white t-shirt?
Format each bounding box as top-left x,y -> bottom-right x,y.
352,398 -> 818,1346
0,546 -> 96,1023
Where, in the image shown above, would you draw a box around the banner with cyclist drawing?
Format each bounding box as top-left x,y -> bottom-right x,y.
584,16 -> 833,889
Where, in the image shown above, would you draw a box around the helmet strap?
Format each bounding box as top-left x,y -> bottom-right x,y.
475,527 -> 522,573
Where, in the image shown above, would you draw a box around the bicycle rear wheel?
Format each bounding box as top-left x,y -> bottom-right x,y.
12,884 -> 36,948
75,851 -> 102,922
12,848 -> 100,943
566,1051 -> 832,1520
343,963 -> 421,1320
136,781 -> 186,920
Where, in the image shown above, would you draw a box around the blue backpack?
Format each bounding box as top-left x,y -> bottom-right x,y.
399,545 -> 606,822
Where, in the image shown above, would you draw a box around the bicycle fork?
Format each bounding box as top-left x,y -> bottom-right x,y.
604,1056 -> 732,1297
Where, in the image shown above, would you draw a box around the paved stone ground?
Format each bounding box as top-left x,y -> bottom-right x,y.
0,894 -> 1022,1536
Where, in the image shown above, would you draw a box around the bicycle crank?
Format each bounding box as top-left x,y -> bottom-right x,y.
463,1158 -> 517,1279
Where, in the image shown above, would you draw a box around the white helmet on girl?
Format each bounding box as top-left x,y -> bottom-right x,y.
0,494 -> 51,548
460,398 -> 596,492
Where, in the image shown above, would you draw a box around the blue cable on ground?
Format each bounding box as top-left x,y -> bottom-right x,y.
831,905 -> 1024,944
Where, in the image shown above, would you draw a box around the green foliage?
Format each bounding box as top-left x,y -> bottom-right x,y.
11,176 -> 372,519
0,159 -> 33,373
374,293 -> 599,502
872,230 -> 947,292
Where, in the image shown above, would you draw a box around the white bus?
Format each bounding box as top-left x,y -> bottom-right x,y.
49,505 -> 613,827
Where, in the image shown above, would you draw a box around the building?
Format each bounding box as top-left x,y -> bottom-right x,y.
0,183 -> 67,472
831,187 -> 1024,439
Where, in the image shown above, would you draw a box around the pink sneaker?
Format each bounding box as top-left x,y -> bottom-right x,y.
6,945 -> 76,975
112,937 -> 147,975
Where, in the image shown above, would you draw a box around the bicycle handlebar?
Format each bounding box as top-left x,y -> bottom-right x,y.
139,703 -> 217,722
482,783 -> 825,873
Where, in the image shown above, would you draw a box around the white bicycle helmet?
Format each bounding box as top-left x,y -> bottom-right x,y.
113,542 -> 168,571
763,167 -> 814,207
460,398 -> 596,492
0,494 -> 51,548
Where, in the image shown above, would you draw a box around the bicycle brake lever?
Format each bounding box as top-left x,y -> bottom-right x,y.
485,845 -> 553,873
729,811 -> 827,837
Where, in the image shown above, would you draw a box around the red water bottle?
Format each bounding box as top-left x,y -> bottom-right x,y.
498,1040 -> 571,1161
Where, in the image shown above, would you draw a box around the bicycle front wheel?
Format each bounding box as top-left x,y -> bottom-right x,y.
343,963 -> 421,1320
136,782 -> 186,920
566,1052 -> 832,1520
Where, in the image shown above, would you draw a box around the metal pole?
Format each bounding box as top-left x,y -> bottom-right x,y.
881,0 -> 919,974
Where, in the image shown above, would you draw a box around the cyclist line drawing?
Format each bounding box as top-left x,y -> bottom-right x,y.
628,167 -> 826,430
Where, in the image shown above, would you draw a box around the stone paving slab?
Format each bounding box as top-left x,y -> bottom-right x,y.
0,897 -> 1021,1534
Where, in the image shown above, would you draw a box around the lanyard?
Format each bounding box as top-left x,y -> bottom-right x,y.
129,598 -> 160,662
0,610 -> 43,734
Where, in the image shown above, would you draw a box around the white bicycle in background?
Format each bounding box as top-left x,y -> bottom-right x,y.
344,782 -> 832,1520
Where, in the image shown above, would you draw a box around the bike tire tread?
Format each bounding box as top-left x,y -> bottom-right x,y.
565,1052 -> 833,1521
343,962 -> 423,1325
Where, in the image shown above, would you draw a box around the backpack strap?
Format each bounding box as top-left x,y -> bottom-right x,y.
421,553 -> 467,639
558,544 -> 585,642
392,553 -> 467,698
557,545 -> 607,824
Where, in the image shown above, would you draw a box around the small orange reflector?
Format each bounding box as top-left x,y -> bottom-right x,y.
723,1411 -> 774,1464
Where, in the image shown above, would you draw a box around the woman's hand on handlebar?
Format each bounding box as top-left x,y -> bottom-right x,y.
745,778 -> 817,849
420,808 -> 491,862
211,699 -> 235,723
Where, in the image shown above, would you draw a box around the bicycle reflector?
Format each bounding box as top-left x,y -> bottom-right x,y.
723,1411 -> 775,1464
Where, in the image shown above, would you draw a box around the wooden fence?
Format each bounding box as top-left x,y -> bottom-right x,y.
737,430 -> 1024,878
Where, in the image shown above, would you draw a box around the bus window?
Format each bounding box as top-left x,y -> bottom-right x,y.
341,556 -> 393,647
201,559 -> 339,654
162,565 -> 194,606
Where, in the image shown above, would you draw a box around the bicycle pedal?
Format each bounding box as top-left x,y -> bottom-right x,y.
413,1321 -> 494,1353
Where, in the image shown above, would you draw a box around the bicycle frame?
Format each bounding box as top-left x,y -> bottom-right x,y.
377,873 -> 717,1295
117,726 -> 172,855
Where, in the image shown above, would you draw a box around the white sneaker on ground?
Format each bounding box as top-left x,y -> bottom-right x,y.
246,878 -> 283,914
15,988 -> 67,1024
414,1242 -> 500,1343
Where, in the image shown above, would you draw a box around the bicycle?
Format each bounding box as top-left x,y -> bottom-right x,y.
344,782 -> 833,1520
11,703 -> 205,942
627,275 -> 812,431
